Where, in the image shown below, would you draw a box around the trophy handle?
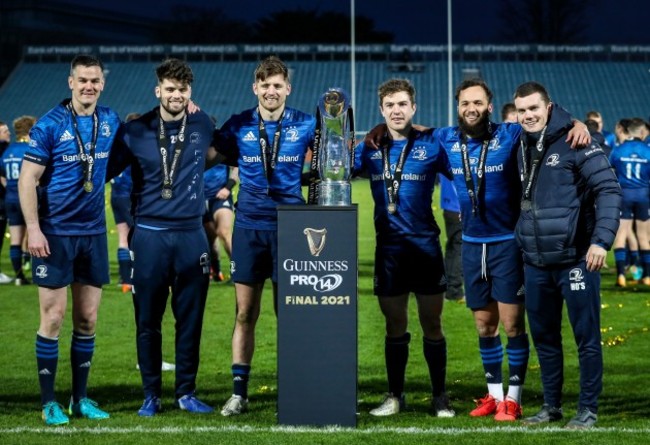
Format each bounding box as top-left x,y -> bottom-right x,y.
307,107 -> 322,205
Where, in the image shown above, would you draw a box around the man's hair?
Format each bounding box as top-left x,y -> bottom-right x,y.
455,78 -> 493,103
254,56 -> 289,82
513,81 -> 551,104
13,115 -> 36,139
378,78 -> 416,106
501,102 -> 516,121
70,54 -> 104,76
125,112 -> 142,122
155,58 -> 194,85
628,117 -> 648,136
617,118 -> 632,132
585,110 -> 602,120
585,119 -> 600,134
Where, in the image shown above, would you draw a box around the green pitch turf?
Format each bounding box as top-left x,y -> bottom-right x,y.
0,179 -> 648,444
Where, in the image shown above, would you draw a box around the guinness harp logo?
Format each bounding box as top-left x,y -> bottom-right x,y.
303,228 -> 327,257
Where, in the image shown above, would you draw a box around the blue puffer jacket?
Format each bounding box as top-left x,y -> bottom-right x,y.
515,105 -> 621,267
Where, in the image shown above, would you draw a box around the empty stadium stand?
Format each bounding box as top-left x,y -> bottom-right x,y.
0,60 -> 648,132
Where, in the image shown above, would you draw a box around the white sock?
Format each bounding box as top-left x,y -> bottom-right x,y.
507,385 -> 522,403
487,383 -> 504,402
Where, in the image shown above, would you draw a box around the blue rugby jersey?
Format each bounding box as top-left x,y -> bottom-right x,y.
1,141 -> 30,204
435,123 -> 522,243
203,164 -> 229,198
217,107 -> 316,230
25,102 -> 120,235
116,108 -> 216,230
110,165 -> 132,198
609,139 -> 650,190
354,129 -> 452,243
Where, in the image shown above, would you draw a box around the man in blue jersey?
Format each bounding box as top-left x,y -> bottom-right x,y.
0,120 -> 13,284
356,79 -> 454,417
609,118 -> 650,287
203,165 -> 238,282
109,58 -> 221,417
217,56 -> 316,417
0,115 -> 36,285
514,81 -> 621,429
18,54 -> 118,426
435,79 -> 530,421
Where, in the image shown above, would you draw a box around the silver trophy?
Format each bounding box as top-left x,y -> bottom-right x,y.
314,88 -> 354,206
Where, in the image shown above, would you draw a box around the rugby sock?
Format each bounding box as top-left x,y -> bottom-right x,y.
423,337 -> 447,397
385,332 -> 410,397
36,333 -> 58,405
640,250 -> 650,278
117,248 -> 132,284
614,248 -> 627,276
506,334 -> 529,403
630,250 -> 640,268
9,245 -> 22,275
479,335 -> 503,400
210,250 -> 221,279
71,332 -> 95,403
232,364 -> 251,399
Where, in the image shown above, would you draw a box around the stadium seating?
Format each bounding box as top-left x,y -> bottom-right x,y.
0,61 -> 647,132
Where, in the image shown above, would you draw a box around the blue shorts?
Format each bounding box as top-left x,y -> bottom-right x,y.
374,239 -> 447,297
231,226 -> 277,283
620,189 -> 649,221
32,234 -> 109,288
5,200 -> 24,226
110,194 -> 133,226
203,196 -> 234,223
462,239 -> 524,309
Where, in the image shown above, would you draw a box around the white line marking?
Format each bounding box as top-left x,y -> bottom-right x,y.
1,425 -> 649,435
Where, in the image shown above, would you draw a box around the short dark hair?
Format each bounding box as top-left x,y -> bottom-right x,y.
254,56 -> 289,83
70,54 -> 104,76
155,58 -> 194,85
501,102 -> 516,121
378,78 -> 416,106
584,119 -> 600,134
628,117 -> 648,135
455,78 -> 493,103
513,81 -> 551,104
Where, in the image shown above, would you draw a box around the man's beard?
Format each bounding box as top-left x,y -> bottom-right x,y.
458,109 -> 491,139
162,101 -> 186,118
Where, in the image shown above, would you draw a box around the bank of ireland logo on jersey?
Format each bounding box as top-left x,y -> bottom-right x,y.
304,227 -> 327,257
569,267 -> 585,291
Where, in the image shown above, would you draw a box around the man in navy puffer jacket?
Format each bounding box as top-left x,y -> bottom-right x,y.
513,81 -> 621,429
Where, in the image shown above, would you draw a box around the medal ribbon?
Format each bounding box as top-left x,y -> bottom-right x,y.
158,112 -> 187,197
258,109 -> 284,183
520,125 -> 548,202
67,101 -> 98,192
381,130 -> 416,214
460,133 -> 490,216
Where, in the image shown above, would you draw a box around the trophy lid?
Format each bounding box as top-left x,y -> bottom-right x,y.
319,88 -> 350,119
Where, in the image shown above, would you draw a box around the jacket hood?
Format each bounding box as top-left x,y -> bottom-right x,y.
544,104 -> 574,144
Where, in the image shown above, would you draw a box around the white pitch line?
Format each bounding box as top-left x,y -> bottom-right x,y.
1,425 -> 650,435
